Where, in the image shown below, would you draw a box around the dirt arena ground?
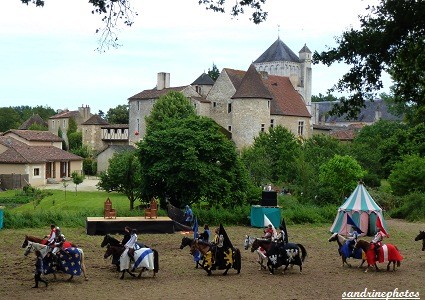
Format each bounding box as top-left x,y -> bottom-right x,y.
1,219 -> 423,300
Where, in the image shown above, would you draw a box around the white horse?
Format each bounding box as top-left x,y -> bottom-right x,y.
23,240 -> 88,280
104,245 -> 159,280
244,235 -> 267,270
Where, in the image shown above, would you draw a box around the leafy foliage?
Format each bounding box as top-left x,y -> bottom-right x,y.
313,0 -> 425,119
318,155 -> 366,204
105,104 -> 129,124
0,105 -> 55,132
97,150 -> 142,210
388,155 -> 425,196
207,63 -> 220,81
71,171 -> 84,194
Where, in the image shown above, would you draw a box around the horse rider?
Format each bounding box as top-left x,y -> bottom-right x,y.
121,226 -> 132,246
371,228 -> 386,260
124,229 -> 138,267
199,224 -> 211,242
263,224 -> 274,240
276,225 -> 286,244
44,224 -> 57,247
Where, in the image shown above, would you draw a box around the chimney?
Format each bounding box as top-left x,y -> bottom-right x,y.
259,71 -> 268,80
375,104 -> 382,121
157,72 -> 170,90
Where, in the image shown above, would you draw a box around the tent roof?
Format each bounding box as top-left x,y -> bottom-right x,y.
339,183 -> 382,212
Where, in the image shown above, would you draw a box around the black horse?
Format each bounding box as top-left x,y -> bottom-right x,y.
101,234 -> 146,271
190,239 -> 241,276
251,238 -> 307,274
414,230 -> 425,251
180,237 -> 204,269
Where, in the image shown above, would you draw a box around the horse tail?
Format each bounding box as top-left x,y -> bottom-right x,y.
397,260 -> 401,267
232,248 -> 242,273
297,243 -> 307,262
153,249 -> 159,273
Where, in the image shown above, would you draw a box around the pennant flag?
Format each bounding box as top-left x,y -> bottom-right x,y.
193,217 -> 198,239
376,216 -> 389,237
218,224 -> 234,249
263,215 -> 278,240
346,214 -> 363,234
280,217 -> 289,243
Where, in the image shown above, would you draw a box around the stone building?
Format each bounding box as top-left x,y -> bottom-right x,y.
128,39 -> 312,150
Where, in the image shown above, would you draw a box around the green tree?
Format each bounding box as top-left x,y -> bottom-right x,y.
68,117 -> 78,134
97,150 -> 142,210
0,107 -> 21,132
208,63 -> 220,81
311,93 -> 340,102
105,105 -> 129,124
68,131 -> 83,152
313,0 -> 425,120
318,155 -> 366,204
71,171 -> 84,195
388,155 -> 425,196
145,91 -> 196,134
244,126 -> 301,185
241,145 -> 272,186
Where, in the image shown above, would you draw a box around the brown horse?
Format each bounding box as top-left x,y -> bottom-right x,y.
354,239 -> 402,272
23,235 -> 78,247
414,230 -> 425,251
190,239 -> 241,276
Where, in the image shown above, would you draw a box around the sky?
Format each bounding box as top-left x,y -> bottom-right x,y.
1,0 -> 391,114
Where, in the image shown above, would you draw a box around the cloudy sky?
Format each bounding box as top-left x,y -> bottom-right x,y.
1,0 -> 390,114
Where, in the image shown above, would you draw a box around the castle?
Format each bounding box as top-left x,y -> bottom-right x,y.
128,38 -> 313,151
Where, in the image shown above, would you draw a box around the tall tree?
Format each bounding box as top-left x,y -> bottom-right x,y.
21,0 -> 268,50
105,105 -> 129,124
208,63 -> 220,81
97,150 -> 142,210
313,0 -> 425,120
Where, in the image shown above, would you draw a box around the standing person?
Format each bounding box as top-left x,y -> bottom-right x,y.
33,250 -> 48,288
184,205 -> 194,226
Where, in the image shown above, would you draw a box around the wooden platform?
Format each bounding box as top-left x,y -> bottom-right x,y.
86,216 -> 175,235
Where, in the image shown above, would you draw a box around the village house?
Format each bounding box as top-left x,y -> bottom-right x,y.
0,130 -> 83,188
128,38 -> 313,150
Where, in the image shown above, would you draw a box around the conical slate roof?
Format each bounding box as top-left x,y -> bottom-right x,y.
192,73 -> 215,85
231,64 -> 273,99
299,44 -> 311,53
254,38 -> 300,63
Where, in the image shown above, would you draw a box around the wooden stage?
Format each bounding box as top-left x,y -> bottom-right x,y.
86,216 -> 175,235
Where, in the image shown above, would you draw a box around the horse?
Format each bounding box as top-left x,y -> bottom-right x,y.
23,234 -> 78,247
103,245 -> 159,280
250,238 -> 307,275
328,233 -> 366,268
180,237 -> 205,269
189,239 -> 241,276
414,230 -> 425,251
243,235 -> 267,270
23,240 -> 88,281
353,239 -> 403,272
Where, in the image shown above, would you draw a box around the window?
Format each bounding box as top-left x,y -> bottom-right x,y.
52,120 -> 55,129
196,86 -> 201,94
228,103 -> 232,113
137,101 -> 140,110
228,125 -> 232,132
63,119 -> 66,128
261,124 -> 265,132
33,168 -> 40,176
268,100 -> 270,109
298,121 -> 304,136
213,102 -> 217,108
270,119 -> 274,128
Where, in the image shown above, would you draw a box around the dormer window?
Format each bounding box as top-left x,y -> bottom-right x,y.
228,103 -> 232,113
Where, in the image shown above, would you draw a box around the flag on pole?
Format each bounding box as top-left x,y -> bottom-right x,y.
376,215 -> 389,237
263,215 -> 278,240
192,217 -> 201,262
346,214 -> 363,234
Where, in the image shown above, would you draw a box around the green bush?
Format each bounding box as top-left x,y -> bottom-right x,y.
390,192 -> 425,221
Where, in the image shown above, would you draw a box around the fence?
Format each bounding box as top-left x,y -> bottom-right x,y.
0,174 -> 29,190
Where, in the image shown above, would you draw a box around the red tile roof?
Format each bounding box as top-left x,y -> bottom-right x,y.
4,129 -> 63,142
0,137 -> 82,163
49,110 -> 80,119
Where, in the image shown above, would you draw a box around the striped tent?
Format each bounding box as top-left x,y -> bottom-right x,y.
330,183 -> 388,237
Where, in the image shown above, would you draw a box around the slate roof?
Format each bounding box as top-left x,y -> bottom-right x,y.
101,124 -> 129,129
225,67 -> 310,117
192,73 -> 215,85
299,44 -> 311,53
49,110 -> 79,119
254,38 -> 300,64
0,136 -> 82,163
4,129 -> 63,142
97,144 -> 136,156
82,115 -> 109,125
232,64 -> 273,100
19,114 -> 48,130
128,86 -> 188,101
315,99 -> 402,123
